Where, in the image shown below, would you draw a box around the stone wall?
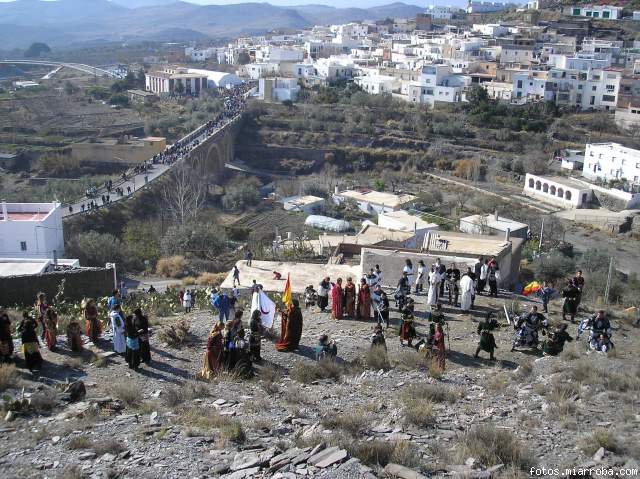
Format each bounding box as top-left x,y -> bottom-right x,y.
591,190 -> 628,212
0,267 -> 114,307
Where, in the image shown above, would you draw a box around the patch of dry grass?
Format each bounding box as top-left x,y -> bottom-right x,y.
0,364 -> 19,392
393,350 -> 429,371
67,435 -> 92,450
176,407 -> 245,445
366,345 -> 390,370
196,272 -> 226,287
291,358 -> 343,384
156,255 -> 186,278
403,400 -> 435,428
488,373 -> 509,392
514,362 -> 533,381
111,381 -> 141,407
580,428 -> 623,455
401,383 -> 464,404
455,424 -> 536,470
163,381 -> 210,407
321,412 -> 368,437
156,319 -> 190,347
92,439 -> 125,456
283,386 -> 312,405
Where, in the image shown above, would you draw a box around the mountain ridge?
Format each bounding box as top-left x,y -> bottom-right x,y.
0,0 -> 427,49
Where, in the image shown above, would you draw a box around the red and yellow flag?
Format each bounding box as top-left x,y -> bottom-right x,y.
282,273 -> 293,309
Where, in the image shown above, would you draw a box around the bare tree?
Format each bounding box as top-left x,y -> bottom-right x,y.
162,164 -> 205,226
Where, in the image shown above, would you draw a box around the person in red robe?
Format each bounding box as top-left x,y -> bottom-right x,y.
44,307 -> 58,351
276,299 -> 303,352
357,278 -> 371,320
344,278 -> 356,318
331,278 -> 344,320
83,299 -> 101,344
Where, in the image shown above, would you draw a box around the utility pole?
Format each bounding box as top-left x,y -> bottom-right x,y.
538,217 -> 545,251
604,257 -> 614,305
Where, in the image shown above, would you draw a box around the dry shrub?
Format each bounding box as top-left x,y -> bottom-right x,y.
163,381 -> 209,406
58,465 -> 83,479
111,381 -> 141,407
68,435 -> 92,450
580,428 -> 623,455
0,364 -> 19,392
196,272 -> 226,287
177,407 -> 245,444
322,412 -> 367,437
30,389 -> 58,411
284,386 -> 312,405
91,439 -> 124,456
291,358 -> 342,384
393,350 -> 428,371
366,345 -> 390,370
428,361 -> 444,380
456,424 -> 536,470
181,276 -> 197,286
157,319 -> 190,347
156,255 -> 186,278
570,360 -> 598,384
403,400 -> 435,428
402,383 -> 463,404
488,373 -> 509,392
514,362 -> 533,381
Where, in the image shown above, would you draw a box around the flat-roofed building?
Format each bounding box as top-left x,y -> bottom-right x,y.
281,195 -> 324,214
333,188 -> 417,214
460,212 -> 529,239
0,202 -> 64,259
523,173 -> 592,209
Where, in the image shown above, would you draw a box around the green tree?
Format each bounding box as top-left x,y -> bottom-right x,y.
109,93 -> 130,107
122,220 -> 161,270
63,81 -> 76,96
24,42 -> 51,58
175,81 -> 185,95
373,178 -> 386,191
160,222 -> 226,260
236,51 -> 251,65
222,176 -> 261,211
66,232 -> 123,268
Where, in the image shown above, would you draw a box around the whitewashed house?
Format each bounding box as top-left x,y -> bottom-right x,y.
0,202 -> 64,259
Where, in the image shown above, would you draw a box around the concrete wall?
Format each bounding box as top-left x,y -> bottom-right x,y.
71,140 -> 166,166
0,267 -> 114,306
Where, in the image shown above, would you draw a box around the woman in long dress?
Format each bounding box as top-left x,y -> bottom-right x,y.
66,318 -> 83,353
433,323 -> 446,371
19,315 -> 43,371
276,300 -> 303,352
83,299 -> 101,344
0,312 -> 14,363
331,278 -> 344,320
201,322 -> 223,378
44,307 -> 58,351
427,266 -> 440,307
109,304 -> 126,354
357,278 -> 371,320
124,315 -> 141,371
133,308 -> 151,364
344,278 -> 356,318
35,292 -> 47,340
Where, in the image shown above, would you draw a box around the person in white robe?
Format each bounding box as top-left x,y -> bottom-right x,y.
427,266 -> 440,307
403,259 -> 414,286
415,260 -> 426,294
460,272 -> 475,312
109,305 -> 126,354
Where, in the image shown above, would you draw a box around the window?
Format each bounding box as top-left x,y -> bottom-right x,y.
606,85 -> 615,92
20,241 -> 27,251
603,11 -> 610,19
578,85 -> 583,90
592,86 -> 597,91
517,80 -> 523,88
573,8 -> 580,15
590,96 -> 595,105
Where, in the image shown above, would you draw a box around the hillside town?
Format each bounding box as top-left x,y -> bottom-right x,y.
1,1 -> 640,478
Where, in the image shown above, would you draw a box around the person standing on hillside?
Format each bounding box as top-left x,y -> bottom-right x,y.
344,277 -> 357,318
562,280 -> 580,323
133,308 -> 151,365
276,300 -> 303,352
357,278 -> 371,320
83,299 -> 101,344
19,313 -> 43,371
318,277 -> 331,313
35,292 -> 48,341
573,270 -> 585,308
433,323 -> 446,371
331,278 -> 344,320
474,258 -> 484,295
232,265 -> 241,287
0,312 -> 14,363
415,260 -> 426,294
459,269 -> 475,313
110,304 -> 126,355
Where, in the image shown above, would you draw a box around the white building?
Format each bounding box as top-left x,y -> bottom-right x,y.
333,188 -> 417,214
459,212 -> 529,239
186,69 -> 243,89
467,1 -> 509,14
405,63 -> 470,106
512,71 -> 553,102
242,63 -> 279,80
473,24 -> 509,37
557,148 -> 585,171
185,47 -> 219,62
258,77 -> 300,102
523,174 -> 592,209
377,210 -> 438,235
634,11 -> 640,21
583,143 -> 640,184
427,5 -> 459,20
565,4 -> 623,20
615,104 -> 640,132
0,202 -> 64,259
355,74 -> 400,95
145,67 -> 208,96
282,195 -> 324,214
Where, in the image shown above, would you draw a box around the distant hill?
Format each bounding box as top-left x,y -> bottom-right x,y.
0,0 -> 428,49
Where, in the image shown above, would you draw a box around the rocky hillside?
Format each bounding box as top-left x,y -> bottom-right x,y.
1,289 -> 638,478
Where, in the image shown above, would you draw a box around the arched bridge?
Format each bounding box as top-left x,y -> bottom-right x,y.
0,60 -> 117,78
62,115 -> 240,218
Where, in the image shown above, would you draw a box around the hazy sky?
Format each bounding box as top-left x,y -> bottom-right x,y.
0,0 -> 470,7
182,0 -> 465,5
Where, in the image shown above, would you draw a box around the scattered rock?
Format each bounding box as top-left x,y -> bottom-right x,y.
78,452 -> 96,461
4,411 -> 15,422
593,447 -> 606,462
384,462 -> 429,479
51,436 -> 61,444
150,411 -> 159,425
231,452 -> 262,471
63,381 -> 87,402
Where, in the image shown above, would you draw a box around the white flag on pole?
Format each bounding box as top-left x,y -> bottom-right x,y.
251,290 -> 276,328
